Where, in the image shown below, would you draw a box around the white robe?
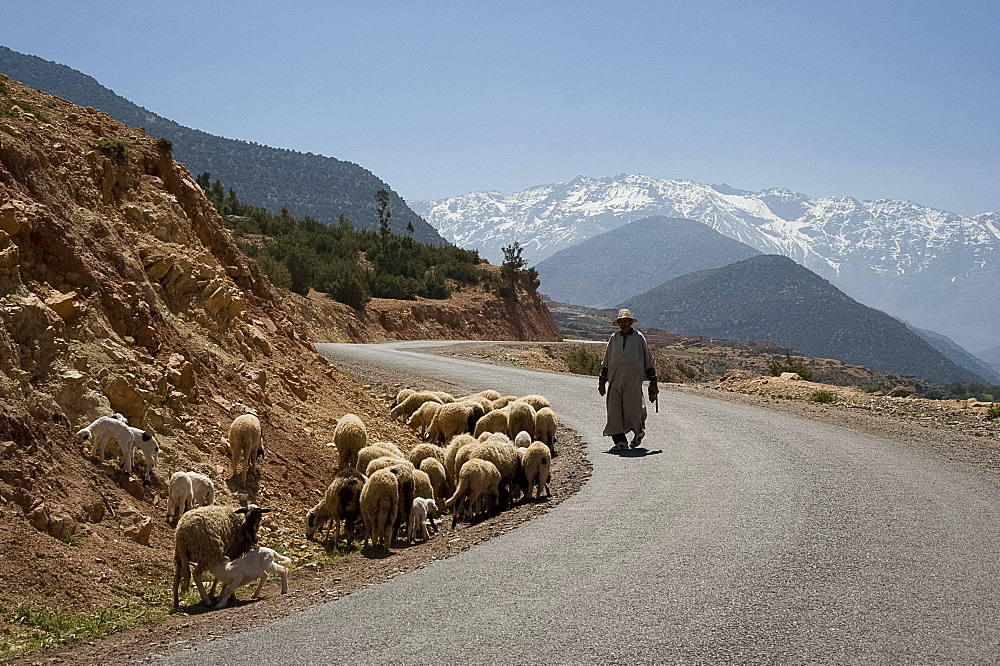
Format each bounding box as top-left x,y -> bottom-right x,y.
601,328 -> 655,437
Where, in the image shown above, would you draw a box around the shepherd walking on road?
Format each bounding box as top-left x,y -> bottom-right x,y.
598,309 -> 658,449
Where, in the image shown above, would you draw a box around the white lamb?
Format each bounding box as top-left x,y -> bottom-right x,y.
76,416 -> 161,484
167,471 -> 216,521
408,497 -> 438,544
209,546 -> 291,609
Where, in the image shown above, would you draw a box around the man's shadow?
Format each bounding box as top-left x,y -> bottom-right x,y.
605,447 -> 663,458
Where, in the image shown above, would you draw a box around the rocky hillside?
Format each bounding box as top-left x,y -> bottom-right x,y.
286,264 -> 561,343
0,46 -> 445,245
0,76 -> 425,613
534,217 -> 760,308
621,255 -> 984,385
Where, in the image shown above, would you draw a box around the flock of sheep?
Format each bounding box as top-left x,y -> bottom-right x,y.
76,387 -> 559,610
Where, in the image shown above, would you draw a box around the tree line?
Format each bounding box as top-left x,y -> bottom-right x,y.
197,173 -> 500,310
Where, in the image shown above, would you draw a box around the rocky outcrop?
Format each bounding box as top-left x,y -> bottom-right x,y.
287,267 -> 562,344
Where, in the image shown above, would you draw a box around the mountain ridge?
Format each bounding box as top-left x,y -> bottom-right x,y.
414,173 -> 1000,351
534,216 -> 760,308
621,255 -> 985,385
0,45 -> 445,245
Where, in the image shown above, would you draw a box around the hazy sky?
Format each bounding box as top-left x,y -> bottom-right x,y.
3,1 -> 998,214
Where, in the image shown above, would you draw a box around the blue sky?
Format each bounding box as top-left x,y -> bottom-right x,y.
2,1 -> 998,214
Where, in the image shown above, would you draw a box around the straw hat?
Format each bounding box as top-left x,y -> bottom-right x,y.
612,308 -> 636,326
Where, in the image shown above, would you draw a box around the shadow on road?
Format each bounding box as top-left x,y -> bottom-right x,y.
604,447 -> 663,458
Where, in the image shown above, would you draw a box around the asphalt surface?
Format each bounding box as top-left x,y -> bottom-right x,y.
144,342 -> 1000,665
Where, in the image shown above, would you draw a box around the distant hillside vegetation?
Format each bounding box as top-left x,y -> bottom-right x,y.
622,255 -> 985,385
534,217 -> 760,307
198,175 -> 485,310
0,45 -> 445,245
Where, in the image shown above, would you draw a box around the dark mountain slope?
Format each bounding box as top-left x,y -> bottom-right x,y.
0,45 -> 445,244
905,324 -> 1000,385
534,217 -> 760,307
622,255 -> 985,385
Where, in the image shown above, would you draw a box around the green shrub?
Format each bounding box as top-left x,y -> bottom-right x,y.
97,139 -> 128,163
156,137 -> 173,155
987,404 -> 1000,421
810,390 -> 836,404
254,250 -> 292,290
566,346 -> 602,376
768,350 -> 813,381
0,80 -> 7,96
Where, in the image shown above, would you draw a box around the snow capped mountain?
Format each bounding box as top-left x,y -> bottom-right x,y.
412,175 -> 1000,352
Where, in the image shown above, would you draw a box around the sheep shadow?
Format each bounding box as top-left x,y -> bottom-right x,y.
361,546 -> 393,560
224,472 -> 262,502
604,447 -> 663,458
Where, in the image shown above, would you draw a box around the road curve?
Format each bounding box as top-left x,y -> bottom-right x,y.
145,342 -> 1000,665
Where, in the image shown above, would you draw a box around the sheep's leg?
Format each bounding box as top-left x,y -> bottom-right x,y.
250,574 -> 267,598
277,566 -> 288,594
213,584 -> 234,610
192,567 -> 212,605
427,513 -> 438,534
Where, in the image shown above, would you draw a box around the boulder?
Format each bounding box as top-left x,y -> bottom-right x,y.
779,372 -> 802,381
886,386 -> 914,398
45,290 -> 79,320
102,375 -> 148,420
0,202 -> 21,235
124,515 -> 153,546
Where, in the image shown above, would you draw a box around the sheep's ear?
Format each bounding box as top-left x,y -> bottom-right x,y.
234,507 -> 248,515
259,508 -> 273,514
142,432 -> 152,441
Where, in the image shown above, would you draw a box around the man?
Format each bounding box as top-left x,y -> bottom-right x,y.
598,309 -> 658,449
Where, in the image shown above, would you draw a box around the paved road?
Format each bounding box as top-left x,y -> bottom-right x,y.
147,342 -> 1000,665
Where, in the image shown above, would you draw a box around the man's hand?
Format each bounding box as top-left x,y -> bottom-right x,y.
598,377 -> 607,397
648,380 -> 658,402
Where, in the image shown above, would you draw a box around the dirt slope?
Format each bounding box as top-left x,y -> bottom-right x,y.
0,76 -> 424,613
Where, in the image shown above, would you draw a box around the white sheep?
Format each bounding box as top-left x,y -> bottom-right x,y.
455,437 -> 520,510
517,441 -> 552,501
408,497 -> 439,544
365,456 -> 415,477
513,431 -> 532,448
444,433 -> 479,484
473,406 -> 510,439
210,547 -> 291,609
407,443 -> 446,469
491,395 -> 519,410
519,394 -> 551,411
419,457 -> 450,502
392,388 -> 415,409
361,468 -> 399,552
534,407 -> 558,455
172,504 -> 271,608
507,401 -> 536,440
426,401 -> 485,445
229,414 -> 263,484
168,471 -> 216,521
446,459 -> 501,526
167,471 -> 193,521
407,401 -> 442,439
333,413 -> 367,470
389,392 -> 443,421
413,468 -> 435,501
459,389 -> 502,403
356,444 -> 404,476
76,416 -> 161,484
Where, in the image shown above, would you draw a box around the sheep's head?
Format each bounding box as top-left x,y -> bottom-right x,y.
235,504 -> 272,539
305,508 -> 320,540
76,428 -> 91,443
